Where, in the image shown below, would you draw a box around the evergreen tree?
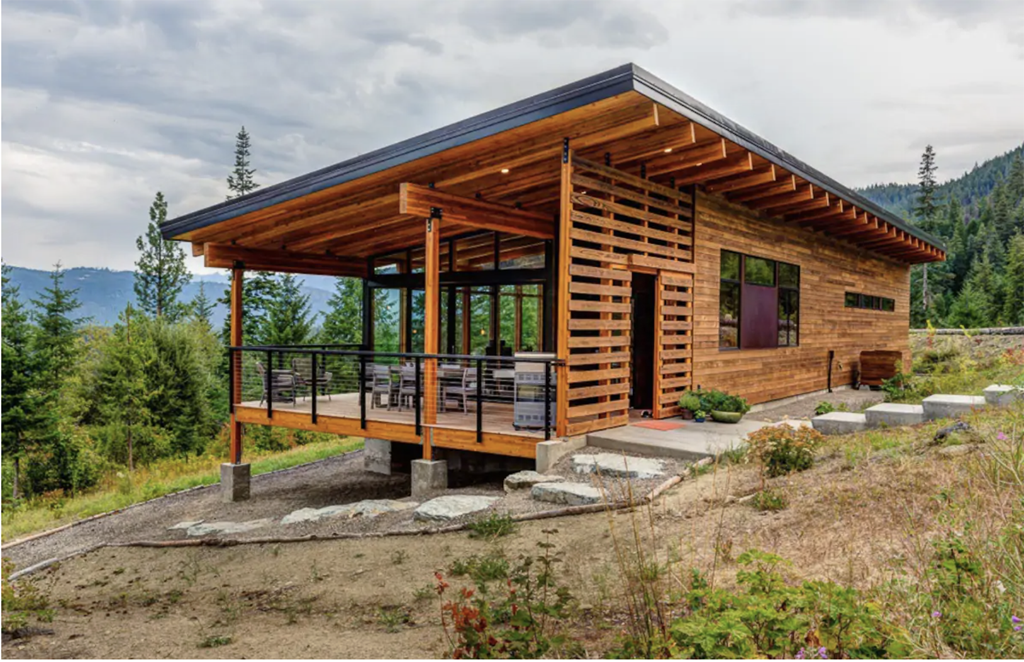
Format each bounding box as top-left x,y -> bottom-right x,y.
320,277 -> 363,346
190,281 -> 216,328
1007,154 -> 1024,205
946,280 -> 991,330
218,271 -> 281,345
226,126 -> 259,199
1003,232 -> 1024,326
914,145 -> 939,228
135,192 -> 191,319
373,289 -> 400,352
31,262 -> 86,385
2,264 -> 39,498
264,274 -> 314,346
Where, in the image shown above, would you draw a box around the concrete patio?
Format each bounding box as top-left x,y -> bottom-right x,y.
585,417 -> 809,460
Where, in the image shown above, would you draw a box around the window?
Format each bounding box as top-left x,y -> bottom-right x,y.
844,292 -> 895,312
719,251 -> 800,349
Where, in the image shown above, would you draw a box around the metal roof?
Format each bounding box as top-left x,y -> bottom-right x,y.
162,63 -> 943,251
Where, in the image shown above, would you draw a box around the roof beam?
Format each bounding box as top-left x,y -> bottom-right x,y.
705,164 -> 777,194
643,138 -> 728,178
727,174 -> 797,203
768,189 -> 830,216
204,243 -> 368,278
747,183 -> 814,211
671,151 -> 754,186
399,182 -> 555,239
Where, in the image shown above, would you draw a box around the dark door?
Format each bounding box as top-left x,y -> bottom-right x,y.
631,273 -> 656,410
740,283 -> 779,349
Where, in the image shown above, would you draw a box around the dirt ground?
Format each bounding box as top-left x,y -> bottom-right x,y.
750,387 -> 885,422
3,427 -> 981,659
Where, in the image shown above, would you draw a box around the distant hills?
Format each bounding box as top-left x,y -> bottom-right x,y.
857,143 -> 1024,220
4,266 -> 339,328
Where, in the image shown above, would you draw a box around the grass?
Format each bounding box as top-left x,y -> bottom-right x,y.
467,512 -> 518,539
1,436 -> 363,542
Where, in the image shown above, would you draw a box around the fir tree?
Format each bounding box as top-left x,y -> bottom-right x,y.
135,191 -> 191,319
218,271 -> 281,345
1003,232 -> 1024,326
265,274 -> 314,346
190,281 -> 216,328
31,262 -> 86,385
914,144 -> 939,227
320,277 -> 363,346
2,264 -> 39,498
226,126 -> 259,199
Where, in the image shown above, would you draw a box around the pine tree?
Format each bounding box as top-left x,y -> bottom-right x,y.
946,280 -> 991,330
226,126 -> 260,199
31,262 -> 86,385
265,274 -> 314,346
190,281 -> 217,328
1007,154 -> 1024,205
320,277 -> 363,346
373,289 -> 400,352
914,145 -> 939,316
218,271 -> 281,346
1003,232 -> 1024,326
135,192 -> 191,319
2,264 -> 39,498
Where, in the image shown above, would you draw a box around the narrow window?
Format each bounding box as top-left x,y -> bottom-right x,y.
778,263 -> 800,347
719,251 -> 741,348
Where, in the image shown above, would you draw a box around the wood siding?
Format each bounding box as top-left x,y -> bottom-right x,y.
691,191 -> 911,405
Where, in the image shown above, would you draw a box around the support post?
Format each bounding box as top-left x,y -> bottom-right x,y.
224,265 -> 250,502
555,139 -> 572,437
423,209 -> 441,457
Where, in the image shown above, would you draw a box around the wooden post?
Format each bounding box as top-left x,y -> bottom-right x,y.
230,267 -> 243,464
423,211 -> 441,455
556,140 -> 572,438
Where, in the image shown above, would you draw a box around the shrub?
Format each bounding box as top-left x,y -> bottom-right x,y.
684,389 -> 751,415
746,423 -> 824,479
751,488 -> 788,512
814,401 -> 835,416
678,392 -> 702,413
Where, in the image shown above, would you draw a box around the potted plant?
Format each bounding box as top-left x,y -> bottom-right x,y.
698,389 -> 751,424
694,409 -> 707,423
678,392 -> 702,420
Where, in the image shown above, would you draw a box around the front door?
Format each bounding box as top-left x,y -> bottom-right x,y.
630,272 -> 656,411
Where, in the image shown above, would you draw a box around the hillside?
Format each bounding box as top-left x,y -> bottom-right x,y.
4,266 -> 339,328
857,142 -> 1024,219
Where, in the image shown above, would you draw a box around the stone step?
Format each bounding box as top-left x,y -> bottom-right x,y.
811,412 -> 867,435
922,394 -> 987,420
864,403 -> 925,428
531,482 -> 605,506
985,384 -> 1023,407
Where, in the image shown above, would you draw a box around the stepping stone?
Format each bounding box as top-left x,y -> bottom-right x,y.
413,495 -> 499,522
168,520 -> 204,531
186,519 -> 273,537
531,482 -> 605,506
864,403 -> 925,428
503,471 -> 564,492
985,384 -> 1023,407
922,394 -> 987,421
811,412 -> 867,435
281,499 -> 417,525
572,453 -> 665,479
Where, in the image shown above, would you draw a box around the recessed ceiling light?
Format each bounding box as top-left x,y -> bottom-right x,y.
500,168 -> 510,174
695,162 -> 703,167
663,147 -> 673,153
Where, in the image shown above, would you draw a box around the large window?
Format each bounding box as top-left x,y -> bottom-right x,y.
719,250 -> 800,350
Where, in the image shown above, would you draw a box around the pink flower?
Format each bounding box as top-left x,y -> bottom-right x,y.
997,431 -> 1007,441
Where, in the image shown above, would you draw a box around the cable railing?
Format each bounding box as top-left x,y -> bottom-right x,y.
228,345 -> 561,441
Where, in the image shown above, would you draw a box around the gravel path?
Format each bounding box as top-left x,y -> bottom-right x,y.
750,387 -> 884,422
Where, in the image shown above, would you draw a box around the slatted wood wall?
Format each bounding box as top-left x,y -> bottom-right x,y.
654,272 -> 695,418
557,151 -> 695,437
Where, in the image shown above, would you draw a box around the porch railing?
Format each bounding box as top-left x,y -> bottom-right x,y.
228,346 -> 561,441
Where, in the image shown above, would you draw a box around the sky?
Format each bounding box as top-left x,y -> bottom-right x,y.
2,0 -> 1023,274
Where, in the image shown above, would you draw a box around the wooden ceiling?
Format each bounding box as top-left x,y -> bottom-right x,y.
184,90 -> 945,274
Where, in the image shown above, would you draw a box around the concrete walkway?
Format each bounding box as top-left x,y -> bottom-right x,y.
586,418 -> 807,460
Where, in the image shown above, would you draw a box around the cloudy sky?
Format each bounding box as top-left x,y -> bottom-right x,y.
3,0 -> 1023,273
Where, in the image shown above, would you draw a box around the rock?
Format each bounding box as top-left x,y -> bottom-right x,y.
531,482 -> 605,506
933,421 -> 970,444
503,471 -> 565,492
186,519 -> 273,537
281,500 -> 416,524
167,520 -> 204,531
413,495 -> 499,522
937,444 -> 976,458
572,453 -> 665,479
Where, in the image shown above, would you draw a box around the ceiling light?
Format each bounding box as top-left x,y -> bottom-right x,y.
663,147 -> 673,153
695,162 -> 703,167
500,168 -> 510,174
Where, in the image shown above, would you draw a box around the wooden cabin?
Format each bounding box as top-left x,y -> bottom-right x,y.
162,63 -> 945,468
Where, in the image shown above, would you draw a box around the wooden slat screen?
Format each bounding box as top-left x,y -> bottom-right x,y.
558,152 -> 695,436
654,271 -> 694,418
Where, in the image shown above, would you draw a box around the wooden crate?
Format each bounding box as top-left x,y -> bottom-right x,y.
858,350 -> 903,386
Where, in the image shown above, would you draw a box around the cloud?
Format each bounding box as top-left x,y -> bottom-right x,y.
2,0 -> 1022,272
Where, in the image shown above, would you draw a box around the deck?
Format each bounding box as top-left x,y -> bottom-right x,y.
235,392 -> 547,458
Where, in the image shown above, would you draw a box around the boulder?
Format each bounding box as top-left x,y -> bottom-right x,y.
531,482 -> 605,506
186,519 -> 273,537
503,471 -> 565,492
572,453 -> 665,479
281,499 -> 417,525
413,495 -> 499,522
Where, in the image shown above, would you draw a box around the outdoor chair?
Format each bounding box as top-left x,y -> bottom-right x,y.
256,361 -> 297,406
441,367 -> 476,415
291,357 -> 333,401
369,364 -> 396,410
397,365 -> 419,412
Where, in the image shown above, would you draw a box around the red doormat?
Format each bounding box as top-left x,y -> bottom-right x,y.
632,420 -> 686,431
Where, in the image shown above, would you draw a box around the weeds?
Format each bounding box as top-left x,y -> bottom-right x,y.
751,488 -> 789,512
746,423 -> 824,481
2,559 -> 53,635
377,605 -> 411,633
390,550 -> 408,566
467,512 -> 518,540
198,634 -> 232,648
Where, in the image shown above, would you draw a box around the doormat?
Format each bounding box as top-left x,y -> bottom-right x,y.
632,420 -> 686,431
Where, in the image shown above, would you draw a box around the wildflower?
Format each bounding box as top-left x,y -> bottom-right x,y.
818,646 -> 828,659
932,610 -> 942,619
998,431 -> 1007,441
795,648 -> 806,659
1013,615 -> 1022,632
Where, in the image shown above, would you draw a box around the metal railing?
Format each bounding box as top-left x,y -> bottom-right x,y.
228,346 -> 561,441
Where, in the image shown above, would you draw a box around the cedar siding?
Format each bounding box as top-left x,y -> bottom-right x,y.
691,190 -> 910,405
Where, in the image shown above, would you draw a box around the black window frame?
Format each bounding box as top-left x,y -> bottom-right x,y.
719,250 -> 800,350
844,292 -> 896,312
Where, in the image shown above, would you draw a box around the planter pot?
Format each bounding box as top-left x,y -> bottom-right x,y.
694,416 -> 706,423
711,410 -> 744,424
680,409 -> 694,420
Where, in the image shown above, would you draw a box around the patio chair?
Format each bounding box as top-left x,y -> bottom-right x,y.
397,365 -> 419,412
291,357 -> 333,401
441,367 -> 476,415
369,364 -> 396,410
256,361 -> 297,406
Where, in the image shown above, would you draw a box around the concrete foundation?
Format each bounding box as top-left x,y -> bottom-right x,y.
985,384 -> 1023,407
411,459 -> 448,499
220,463 -> 251,502
922,394 -> 987,420
811,412 -> 868,435
535,436 -> 587,473
864,403 -> 925,428
364,438 -> 392,475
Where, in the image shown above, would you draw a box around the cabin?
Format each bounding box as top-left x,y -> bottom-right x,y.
161,64 -> 945,499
